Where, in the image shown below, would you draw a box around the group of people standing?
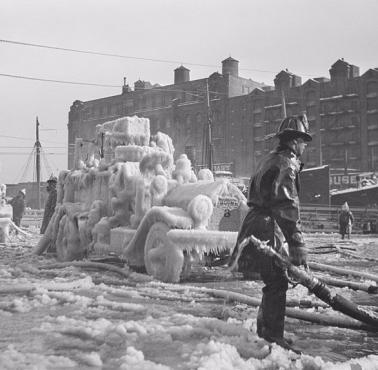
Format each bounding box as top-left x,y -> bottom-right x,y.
8,175 -> 57,234
2,113 -> 364,354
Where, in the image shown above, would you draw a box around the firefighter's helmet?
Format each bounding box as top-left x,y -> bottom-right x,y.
276,114 -> 312,142
47,175 -> 58,183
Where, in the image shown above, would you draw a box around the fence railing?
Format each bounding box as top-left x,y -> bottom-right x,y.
300,204 -> 378,233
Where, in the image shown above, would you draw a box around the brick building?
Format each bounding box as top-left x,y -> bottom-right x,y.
68,57 -> 378,178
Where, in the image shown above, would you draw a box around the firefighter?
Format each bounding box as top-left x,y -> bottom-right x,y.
40,175 -> 58,234
229,114 -> 311,353
9,189 -> 26,228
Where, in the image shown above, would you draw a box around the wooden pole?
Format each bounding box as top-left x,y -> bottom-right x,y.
205,79 -> 214,171
281,89 -> 287,119
35,116 -> 41,209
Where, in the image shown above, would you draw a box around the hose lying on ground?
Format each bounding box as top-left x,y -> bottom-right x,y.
10,220 -> 31,236
38,261 -> 131,279
237,236 -> 378,329
317,275 -> 378,294
202,287 -> 375,331
308,262 -> 378,283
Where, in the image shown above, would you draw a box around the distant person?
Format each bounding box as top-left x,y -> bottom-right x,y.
40,176 -> 58,234
9,189 -> 26,228
339,202 -> 354,239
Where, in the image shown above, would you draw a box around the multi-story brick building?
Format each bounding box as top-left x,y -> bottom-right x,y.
68,57 -> 378,178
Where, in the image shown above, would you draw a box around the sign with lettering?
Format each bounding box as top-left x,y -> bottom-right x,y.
196,162 -> 234,173
330,172 -> 377,189
330,175 -> 357,187
217,197 -> 240,211
213,163 -> 233,172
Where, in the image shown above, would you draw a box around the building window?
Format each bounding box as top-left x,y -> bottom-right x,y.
351,99 -> 360,111
369,145 -> 378,170
185,115 -> 192,135
367,81 -> 378,95
305,90 -> 316,103
367,98 -> 378,111
306,105 -> 316,119
196,113 -> 202,124
367,113 -> 378,128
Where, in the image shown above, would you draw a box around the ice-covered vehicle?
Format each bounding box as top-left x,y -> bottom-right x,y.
214,170 -> 248,195
35,116 -> 247,283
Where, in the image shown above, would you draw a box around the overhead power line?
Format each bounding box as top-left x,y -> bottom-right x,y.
0,146 -> 66,149
0,72 -> 228,98
0,133 -> 66,145
0,152 -> 66,155
0,72 -> 120,88
0,38 -> 292,75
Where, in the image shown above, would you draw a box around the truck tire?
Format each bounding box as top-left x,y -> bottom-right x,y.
144,222 -> 184,283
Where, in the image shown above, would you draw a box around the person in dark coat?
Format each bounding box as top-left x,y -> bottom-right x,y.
40,176 -> 57,234
9,189 -> 26,228
339,202 -> 354,239
229,114 -> 311,353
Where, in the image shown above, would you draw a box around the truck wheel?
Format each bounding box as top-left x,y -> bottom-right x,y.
144,222 -> 184,283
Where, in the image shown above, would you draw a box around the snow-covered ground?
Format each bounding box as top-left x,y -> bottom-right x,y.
0,229 -> 377,369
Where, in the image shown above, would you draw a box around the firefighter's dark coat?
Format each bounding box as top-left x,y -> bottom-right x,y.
9,194 -> 26,226
229,145 -> 305,274
40,187 -> 57,234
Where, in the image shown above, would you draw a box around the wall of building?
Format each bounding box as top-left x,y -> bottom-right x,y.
67,59 -> 378,180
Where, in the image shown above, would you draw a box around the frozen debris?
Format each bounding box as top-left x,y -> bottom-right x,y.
40,275 -> 94,291
41,290 -> 92,307
77,351 -> 103,367
0,345 -> 77,370
95,295 -> 146,312
96,116 -> 151,149
120,346 -> 170,370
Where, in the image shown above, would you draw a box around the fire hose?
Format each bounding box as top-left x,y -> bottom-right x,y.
238,235 -> 378,329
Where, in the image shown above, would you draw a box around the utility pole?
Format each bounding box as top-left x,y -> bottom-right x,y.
280,88 -> 287,119
35,116 -> 41,209
344,143 -> 348,175
204,79 -> 214,171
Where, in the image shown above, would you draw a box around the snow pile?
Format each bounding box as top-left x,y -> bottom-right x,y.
76,351 -> 103,367
95,295 -> 146,312
0,345 -> 77,370
40,275 -> 94,291
120,346 -> 170,370
37,310 -> 378,370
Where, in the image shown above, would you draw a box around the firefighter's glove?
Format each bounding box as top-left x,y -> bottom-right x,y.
289,244 -> 308,266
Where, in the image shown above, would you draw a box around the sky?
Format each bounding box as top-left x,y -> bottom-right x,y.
1,0 -> 377,184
